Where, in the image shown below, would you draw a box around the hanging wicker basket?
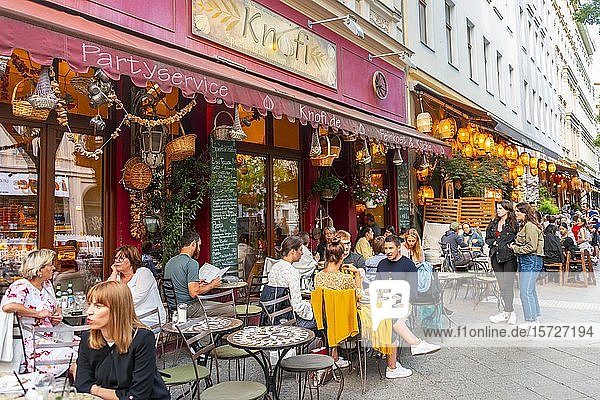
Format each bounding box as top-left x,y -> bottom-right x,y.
165,122 -> 196,162
27,66 -> 59,109
122,157 -> 152,191
229,105 -> 248,141
341,131 -> 358,142
211,110 -> 233,140
328,135 -> 342,158
12,79 -> 51,121
310,135 -> 336,167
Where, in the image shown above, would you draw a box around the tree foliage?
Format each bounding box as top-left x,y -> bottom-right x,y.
441,156 -> 511,198
572,0 -> 600,25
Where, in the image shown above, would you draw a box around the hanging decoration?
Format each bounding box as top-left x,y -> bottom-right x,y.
27,66 -> 59,109
417,185 -> 434,206
309,128 -> 322,158
547,163 -> 556,173
416,96 -> 433,133
457,128 -> 470,143
355,140 -> 371,164
415,153 -> 437,182
392,148 -> 403,165
529,157 -> 538,169
538,160 -> 547,172
438,118 -> 457,140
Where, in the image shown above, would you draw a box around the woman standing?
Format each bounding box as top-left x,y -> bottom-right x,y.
486,200 -> 519,325
1,249 -> 75,375
510,202 -> 545,328
75,281 -> 170,399
107,245 -> 165,329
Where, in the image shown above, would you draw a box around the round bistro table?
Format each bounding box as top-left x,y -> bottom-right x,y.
162,316 -> 243,335
227,325 -> 315,400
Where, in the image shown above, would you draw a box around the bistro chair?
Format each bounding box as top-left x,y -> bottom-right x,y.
29,324 -> 84,373
259,292 -> 296,326
161,278 -> 179,320
173,319 -> 267,400
138,307 -> 162,348
236,274 -> 267,325
564,250 -> 597,287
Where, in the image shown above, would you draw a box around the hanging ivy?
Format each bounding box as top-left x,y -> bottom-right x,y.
440,155 -> 512,198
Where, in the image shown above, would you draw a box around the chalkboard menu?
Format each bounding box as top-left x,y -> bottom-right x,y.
210,139 -> 238,269
397,163 -> 410,229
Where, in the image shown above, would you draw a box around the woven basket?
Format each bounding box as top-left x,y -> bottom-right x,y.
69,76 -> 94,96
122,158 -> 152,191
341,131 -> 358,142
310,135 -> 336,167
12,79 -> 50,121
328,135 -> 342,158
165,122 -> 196,162
211,110 -> 233,140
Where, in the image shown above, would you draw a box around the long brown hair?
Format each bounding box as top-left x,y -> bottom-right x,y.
87,281 -> 146,354
515,202 -> 543,231
495,199 -> 518,231
326,239 -> 345,264
404,229 -> 424,263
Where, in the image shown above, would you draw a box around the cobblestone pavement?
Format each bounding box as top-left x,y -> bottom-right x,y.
166,272 -> 600,399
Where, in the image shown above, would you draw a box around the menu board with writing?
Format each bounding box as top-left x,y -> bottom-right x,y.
210,139 -> 238,268
397,163 -> 410,229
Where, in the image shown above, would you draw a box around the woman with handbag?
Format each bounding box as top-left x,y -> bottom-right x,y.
486,200 -> 519,325
75,281 -> 169,400
510,202 -> 545,329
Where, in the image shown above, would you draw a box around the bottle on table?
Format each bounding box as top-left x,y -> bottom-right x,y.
67,281 -> 74,308
55,283 -> 62,301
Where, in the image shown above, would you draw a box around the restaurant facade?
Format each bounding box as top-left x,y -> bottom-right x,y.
0,0 -> 449,279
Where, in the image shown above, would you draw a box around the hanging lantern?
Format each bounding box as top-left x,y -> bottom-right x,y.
530,167 -> 538,176
355,140 -> 371,164
510,169 -> 517,180
392,148 -> 403,165
476,148 -> 487,157
415,153 -> 437,182
529,157 -> 538,169
513,177 -> 520,186
416,112 -> 433,133
496,143 -> 505,158
140,125 -> 168,169
439,118 -> 457,140
506,159 -> 516,169
462,144 -> 474,158
457,128 -> 470,143
548,163 -> 556,173
519,152 -> 530,166
515,164 -> 524,177
509,146 -> 519,160
475,132 -> 487,149
538,160 -> 547,171
504,146 -> 514,160
484,135 -> 495,153
417,185 -> 435,205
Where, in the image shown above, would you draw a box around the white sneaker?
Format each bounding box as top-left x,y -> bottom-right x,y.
333,357 -> 350,369
386,361 -> 413,378
489,311 -> 509,324
518,320 -> 540,330
507,312 -> 517,325
411,340 -> 441,356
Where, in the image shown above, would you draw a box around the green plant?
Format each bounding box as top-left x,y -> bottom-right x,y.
149,155 -> 214,261
441,156 -> 511,198
538,199 -> 559,215
311,170 -> 347,196
594,134 -> 600,148
572,0 -> 600,25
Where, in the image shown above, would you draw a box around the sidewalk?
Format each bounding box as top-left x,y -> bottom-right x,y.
275,277 -> 600,399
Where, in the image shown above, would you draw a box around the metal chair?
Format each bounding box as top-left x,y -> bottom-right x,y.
29,324 -> 83,373
236,275 -> 267,325
161,278 -> 179,321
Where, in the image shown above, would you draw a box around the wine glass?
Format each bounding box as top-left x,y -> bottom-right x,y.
33,373 -> 55,399
74,292 -> 86,309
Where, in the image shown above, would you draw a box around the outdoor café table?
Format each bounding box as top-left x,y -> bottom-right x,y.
162,316 -> 243,335
227,325 -> 315,400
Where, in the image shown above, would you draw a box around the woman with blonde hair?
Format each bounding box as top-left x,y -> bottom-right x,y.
107,245 -> 165,329
1,249 -> 75,375
400,228 -> 424,263
75,281 -> 169,399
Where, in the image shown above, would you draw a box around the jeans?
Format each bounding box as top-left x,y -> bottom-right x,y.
491,255 -> 518,312
518,254 -> 543,322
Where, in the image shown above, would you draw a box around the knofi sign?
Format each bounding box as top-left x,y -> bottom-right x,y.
192,0 -> 338,89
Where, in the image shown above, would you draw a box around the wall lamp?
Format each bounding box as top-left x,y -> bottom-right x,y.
368,50 -> 417,69
308,15 -> 364,39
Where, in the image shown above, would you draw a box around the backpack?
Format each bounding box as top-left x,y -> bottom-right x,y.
414,261 -> 441,303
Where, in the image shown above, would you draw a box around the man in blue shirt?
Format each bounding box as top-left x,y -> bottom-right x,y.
163,230 -> 221,318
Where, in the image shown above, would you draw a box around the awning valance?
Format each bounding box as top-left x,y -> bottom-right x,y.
0,1 -> 450,156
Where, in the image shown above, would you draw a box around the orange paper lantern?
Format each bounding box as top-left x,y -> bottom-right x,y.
547,163 -> 556,173
529,157 -> 538,169
538,160 -> 547,171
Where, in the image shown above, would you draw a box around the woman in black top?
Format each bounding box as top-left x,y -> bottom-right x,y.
75,281 -> 169,400
485,200 -> 518,325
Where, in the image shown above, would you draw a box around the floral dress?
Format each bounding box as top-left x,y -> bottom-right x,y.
1,279 -> 76,375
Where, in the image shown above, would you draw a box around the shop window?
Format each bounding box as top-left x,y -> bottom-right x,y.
273,158 -> 299,243
0,123 -> 40,272
273,116 -> 300,150
238,105 -> 265,145
53,131 -> 104,282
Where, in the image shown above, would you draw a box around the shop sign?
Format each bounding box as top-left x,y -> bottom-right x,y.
191,0 -> 338,89
0,173 -> 69,197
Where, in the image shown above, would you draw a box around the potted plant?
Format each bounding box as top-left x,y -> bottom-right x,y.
352,175 -> 388,208
311,170 -> 347,201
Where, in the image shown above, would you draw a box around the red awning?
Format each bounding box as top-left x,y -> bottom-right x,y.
0,0 -> 450,156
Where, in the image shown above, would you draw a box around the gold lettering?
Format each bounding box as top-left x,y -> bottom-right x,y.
242,7 -> 261,43
262,26 -> 276,50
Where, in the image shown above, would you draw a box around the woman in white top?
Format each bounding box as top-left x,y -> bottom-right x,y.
267,236 -> 314,325
108,245 -> 166,330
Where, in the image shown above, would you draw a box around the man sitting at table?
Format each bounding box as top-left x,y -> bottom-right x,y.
440,222 -> 471,269
460,223 -> 484,257
376,235 -> 441,379
335,230 -> 366,271
163,230 -> 221,318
